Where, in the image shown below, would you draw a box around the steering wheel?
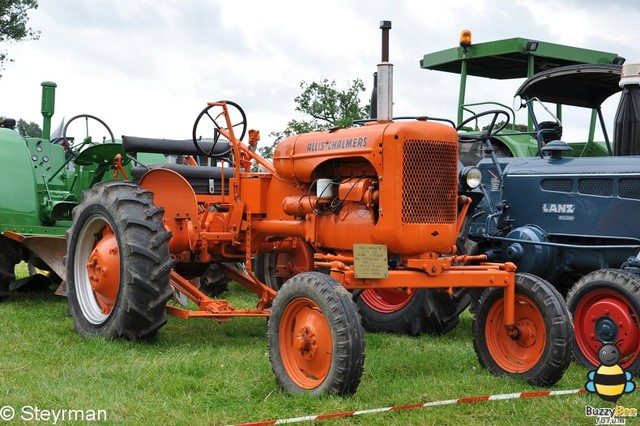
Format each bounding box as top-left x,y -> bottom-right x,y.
456,110 -> 510,144
62,114 -> 115,156
192,100 -> 247,157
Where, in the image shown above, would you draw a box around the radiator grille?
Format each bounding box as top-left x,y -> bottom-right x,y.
541,178 -> 573,193
402,139 -> 457,224
578,178 -> 613,196
619,178 -> 640,200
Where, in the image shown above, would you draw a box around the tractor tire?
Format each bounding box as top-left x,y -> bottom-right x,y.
268,272 -> 365,396
472,273 -> 572,387
356,288 -> 463,336
254,240 -> 316,291
566,269 -> 640,374
198,263 -> 243,297
66,181 -> 173,340
0,236 -> 21,300
253,252 -> 278,289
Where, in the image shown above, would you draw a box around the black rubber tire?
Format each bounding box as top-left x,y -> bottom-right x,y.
66,181 -> 174,340
254,244 -> 317,291
253,252 -> 279,290
566,269 -> 640,374
472,273 -> 573,387
199,263 -> 243,297
356,288 -> 462,336
268,272 -> 365,396
0,236 -> 22,300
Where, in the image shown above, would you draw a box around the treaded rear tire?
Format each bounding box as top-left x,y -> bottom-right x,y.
268,272 -> 365,395
567,268 -> 640,374
356,288 -> 463,336
66,181 -> 173,340
472,273 -> 572,386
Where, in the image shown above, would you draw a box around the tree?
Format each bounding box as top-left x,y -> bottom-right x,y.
0,0 -> 40,75
16,118 -> 40,137
260,78 -> 369,159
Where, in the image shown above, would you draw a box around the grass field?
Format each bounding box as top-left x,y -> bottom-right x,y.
1,268 -> 639,425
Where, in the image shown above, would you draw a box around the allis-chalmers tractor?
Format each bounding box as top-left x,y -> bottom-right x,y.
3,23 -> 573,395
64,23 -> 574,394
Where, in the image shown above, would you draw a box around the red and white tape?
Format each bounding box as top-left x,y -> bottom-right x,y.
232,388 -> 586,426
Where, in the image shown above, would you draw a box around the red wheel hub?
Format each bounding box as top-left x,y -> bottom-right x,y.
359,288 -> 414,313
574,290 -> 640,367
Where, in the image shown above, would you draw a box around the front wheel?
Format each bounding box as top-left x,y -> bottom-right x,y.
472,273 -> 572,386
66,181 -> 174,340
268,272 -> 365,395
566,269 -> 640,374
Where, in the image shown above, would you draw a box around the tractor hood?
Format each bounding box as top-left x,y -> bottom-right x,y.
494,155 -> 640,239
498,154 -> 640,176
514,63 -> 623,108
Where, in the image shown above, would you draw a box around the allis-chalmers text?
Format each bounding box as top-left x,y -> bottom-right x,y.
306,137 -> 368,152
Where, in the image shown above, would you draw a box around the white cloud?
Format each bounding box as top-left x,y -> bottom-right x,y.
0,0 -> 637,142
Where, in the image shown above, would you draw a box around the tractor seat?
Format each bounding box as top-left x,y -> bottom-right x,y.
538,121 -> 563,144
131,163 -> 233,195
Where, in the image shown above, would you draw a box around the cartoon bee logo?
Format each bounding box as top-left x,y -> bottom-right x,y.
585,342 -> 636,403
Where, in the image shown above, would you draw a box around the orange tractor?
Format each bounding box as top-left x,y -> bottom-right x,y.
65,22 -> 573,395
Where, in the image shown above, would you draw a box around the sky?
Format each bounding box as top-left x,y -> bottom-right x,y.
1,0 -> 639,143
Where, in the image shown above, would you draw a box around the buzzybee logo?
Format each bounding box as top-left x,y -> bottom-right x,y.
585,342 -> 635,403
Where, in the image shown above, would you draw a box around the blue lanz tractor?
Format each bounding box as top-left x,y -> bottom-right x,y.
465,63 -> 640,373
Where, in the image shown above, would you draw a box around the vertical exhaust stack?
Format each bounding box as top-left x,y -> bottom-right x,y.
369,72 -> 378,119
376,21 -> 393,122
614,64 -> 640,156
41,81 -> 57,140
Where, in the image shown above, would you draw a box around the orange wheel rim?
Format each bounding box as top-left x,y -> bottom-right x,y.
279,297 -> 332,389
485,295 -> 546,373
86,225 -> 120,314
74,215 -> 121,325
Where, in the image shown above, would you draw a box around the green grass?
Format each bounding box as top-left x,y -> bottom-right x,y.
1,273 -> 639,425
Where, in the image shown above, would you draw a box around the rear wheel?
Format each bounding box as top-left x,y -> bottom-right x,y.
566,269 -> 640,374
472,273 -> 572,386
268,272 -> 365,395
356,288 -> 463,336
199,263 -> 244,297
254,240 -> 315,290
66,181 -> 173,340
0,236 -> 21,300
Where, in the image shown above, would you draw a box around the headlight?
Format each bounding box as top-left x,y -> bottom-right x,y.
460,166 -> 482,189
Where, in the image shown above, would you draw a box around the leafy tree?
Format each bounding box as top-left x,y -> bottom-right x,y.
0,0 -> 40,75
16,118 -> 40,137
260,78 -> 369,159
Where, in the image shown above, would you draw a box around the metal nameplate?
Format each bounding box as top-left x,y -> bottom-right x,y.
353,244 -> 388,279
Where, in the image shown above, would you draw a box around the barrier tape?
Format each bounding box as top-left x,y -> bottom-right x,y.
232,388 -> 586,425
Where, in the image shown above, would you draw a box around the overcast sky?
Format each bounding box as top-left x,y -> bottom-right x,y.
1,0 -> 639,142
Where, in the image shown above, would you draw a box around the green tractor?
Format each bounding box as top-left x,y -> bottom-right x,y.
0,82 -> 166,298
420,30 -> 625,163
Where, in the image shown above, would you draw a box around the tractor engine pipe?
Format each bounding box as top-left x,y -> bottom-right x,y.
377,21 -> 393,122
41,81 -> 57,140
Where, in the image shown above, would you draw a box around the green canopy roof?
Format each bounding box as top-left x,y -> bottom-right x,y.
420,37 -> 622,79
